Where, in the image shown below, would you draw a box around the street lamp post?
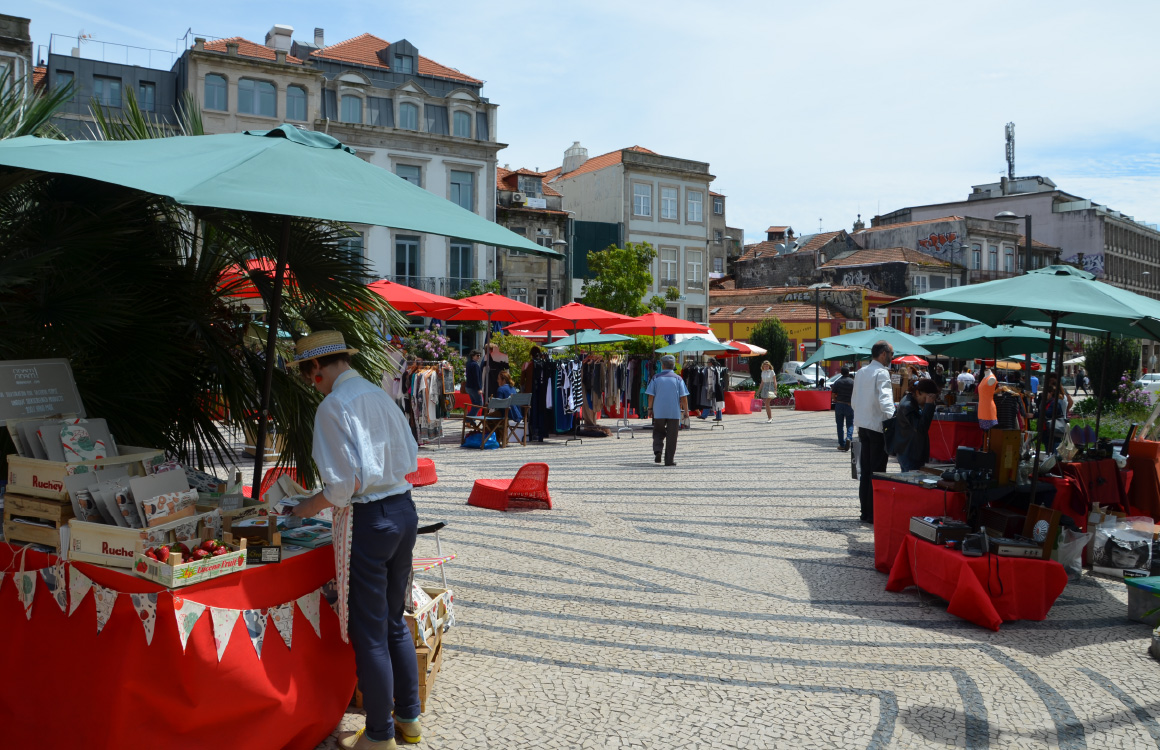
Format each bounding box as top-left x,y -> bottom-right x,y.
995,211 -> 1032,274
808,282 -> 832,361
552,238 -> 569,309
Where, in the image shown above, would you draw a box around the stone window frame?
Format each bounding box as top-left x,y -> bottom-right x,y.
446,162 -> 482,214
686,248 -> 703,288
451,107 -> 473,138
203,72 -> 228,112
389,154 -> 430,189
632,182 -> 653,219
397,98 -> 422,131
392,231 -> 423,280
238,77 -> 278,119
659,183 -> 681,223
286,84 -> 308,121
339,91 -> 364,124
658,245 -> 680,290
685,188 -> 704,225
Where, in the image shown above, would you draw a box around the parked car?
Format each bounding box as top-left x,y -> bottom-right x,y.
780,361 -> 826,386
1133,373 -> 1160,401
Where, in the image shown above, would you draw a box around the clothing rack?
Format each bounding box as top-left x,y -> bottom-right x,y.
550,352 -> 584,446
409,360 -> 452,451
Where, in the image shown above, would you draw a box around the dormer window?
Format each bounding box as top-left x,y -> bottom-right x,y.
394,54 -> 414,74
517,176 -> 542,197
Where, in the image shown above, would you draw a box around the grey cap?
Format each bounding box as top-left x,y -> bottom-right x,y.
661,354 -> 676,367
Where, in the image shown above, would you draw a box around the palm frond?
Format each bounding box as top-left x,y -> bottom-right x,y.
0,70 -> 74,140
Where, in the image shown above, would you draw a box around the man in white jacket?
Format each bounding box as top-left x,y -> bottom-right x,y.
851,341 -> 896,524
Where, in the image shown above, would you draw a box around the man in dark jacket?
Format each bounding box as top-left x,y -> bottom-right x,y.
894,379 -> 939,472
831,367 -> 855,451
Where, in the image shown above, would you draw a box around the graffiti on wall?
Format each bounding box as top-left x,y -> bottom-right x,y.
841,269 -> 879,291
917,232 -> 963,261
1063,252 -> 1105,276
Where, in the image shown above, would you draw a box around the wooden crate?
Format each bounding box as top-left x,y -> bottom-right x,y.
3,492 -> 72,550
6,446 -> 165,500
405,586 -> 452,648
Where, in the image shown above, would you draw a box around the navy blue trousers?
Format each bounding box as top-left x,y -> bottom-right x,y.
349,492 -> 421,741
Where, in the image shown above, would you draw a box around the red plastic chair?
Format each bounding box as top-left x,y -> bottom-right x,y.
406,457 -> 439,487
467,462 -> 551,511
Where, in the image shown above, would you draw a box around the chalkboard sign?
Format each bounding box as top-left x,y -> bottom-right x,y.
0,358 -> 86,422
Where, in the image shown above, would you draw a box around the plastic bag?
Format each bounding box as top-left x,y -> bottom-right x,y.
1054,528 -> 1092,581
1092,516 -> 1157,577
461,432 -> 499,450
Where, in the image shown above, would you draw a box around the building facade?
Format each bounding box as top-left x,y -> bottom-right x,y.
706,191 -> 742,281
547,143 -> 715,322
733,229 -> 861,289
495,167 -> 569,309
0,14 -> 33,98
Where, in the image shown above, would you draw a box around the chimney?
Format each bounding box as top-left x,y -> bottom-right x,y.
264,24 -> 294,52
225,42 -> 239,57
314,28 -> 325,47
562,141 -> 587,174
193,37 -> 205,51
275,50 -> 287,64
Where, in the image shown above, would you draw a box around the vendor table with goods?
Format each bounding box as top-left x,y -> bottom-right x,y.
0,543 -> 354,749
872,474 -> 967,573
928,418 -> 985,463
885,534 -> 1069,631
792,389 -> 832,411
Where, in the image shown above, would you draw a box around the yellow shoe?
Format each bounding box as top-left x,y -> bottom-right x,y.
339,728 -> 398,750
394,715 -> 422,744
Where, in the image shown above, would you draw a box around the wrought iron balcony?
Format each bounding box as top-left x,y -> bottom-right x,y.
385,275 -> 477,297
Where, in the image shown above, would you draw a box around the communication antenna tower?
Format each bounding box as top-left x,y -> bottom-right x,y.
1005,122 -> 1015,181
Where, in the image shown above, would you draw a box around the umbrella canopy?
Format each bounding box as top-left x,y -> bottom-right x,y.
896,265 -> 1160,340
919,324 -> 1068,360
0,126 -> 558,257
821,326 -> 931,356
1064,355 -> 1086,365
601,312 -> 710,337
926,311 -> 980,324
501,322 -> 569,339
427,292 -> 565,324
721,340 -> 767,356
981,359 -> 1042,371
544,332 -> 634,349
219,259 -> 296,299
514,302 -> 634,333
893,355 -> 929,366
801,341 -> 866,369
366,279 -> 464,315
656,336 -> 738,354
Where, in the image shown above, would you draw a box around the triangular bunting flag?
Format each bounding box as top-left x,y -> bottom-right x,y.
130,593 -> 159,645
269,602 -> 294,651
296,590 -> 321,638
68,566 -> 92,617
242,609 -> 268,659
16,570 -> 36,620
209,607 -> 241,662
173,594 -> 207,652
93,583 -> 117,634
40,563 -> 68,614
0,572 -> 5,592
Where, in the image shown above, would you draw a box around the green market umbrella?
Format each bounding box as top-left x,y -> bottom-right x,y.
544,332 -> 633,349
801,341 -> 866,369
920,324 -> 1068,360
656,336 -> 738,354
0,125 -> 560,500
926,311 -> 980,324
821,325 -> 931,356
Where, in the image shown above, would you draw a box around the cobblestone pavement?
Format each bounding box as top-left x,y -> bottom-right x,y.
319,410 -> 1160,749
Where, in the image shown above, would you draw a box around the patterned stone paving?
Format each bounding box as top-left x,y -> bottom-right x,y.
318,410 -> 1160,749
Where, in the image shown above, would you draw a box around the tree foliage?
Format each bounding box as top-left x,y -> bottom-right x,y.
582,242 -> 656,316
747,318 -> 792,382
1084,336 -> 1140,402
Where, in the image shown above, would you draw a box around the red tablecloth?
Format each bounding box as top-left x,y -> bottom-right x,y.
1126,440 -> 1160,520
886,535 -> 1068,631
453,391 -> 472,410
872,478 -> 967,573
792,389 -> 831,411
1042,475 -> 1085,531
0,544 -> 354,749
928,419 -> 984,462
723,391 -> 755,414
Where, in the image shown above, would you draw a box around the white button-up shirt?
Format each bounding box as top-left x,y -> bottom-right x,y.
312,370 -> 417,507
852,359 -> 896,432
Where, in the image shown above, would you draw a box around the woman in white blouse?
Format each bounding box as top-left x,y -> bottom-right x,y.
759,360 -> 777,423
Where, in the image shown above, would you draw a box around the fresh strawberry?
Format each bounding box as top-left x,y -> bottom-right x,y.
144,550 -> 158,561
135,561 -> 148,572
200,539 -> 217,552
192,549 -> 209,560
212,547 -> 228,556
174,542 -> 192,559
156,545 -> 170,563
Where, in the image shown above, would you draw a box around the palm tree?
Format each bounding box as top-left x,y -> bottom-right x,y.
0,85 -> 405,484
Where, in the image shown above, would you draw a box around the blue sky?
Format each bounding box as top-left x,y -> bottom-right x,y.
26,0 -> 1160,242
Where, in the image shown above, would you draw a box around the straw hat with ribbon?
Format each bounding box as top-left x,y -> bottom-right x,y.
291,330 -> 359,365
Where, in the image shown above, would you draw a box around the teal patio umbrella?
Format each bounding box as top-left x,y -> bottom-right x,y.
926,311 -> 980,324
920,324 -> 1067,360
822,325 -> 931,356
545,332 -> 633,349
656,336 -> 738,354
801,341 -> 865,369
0,125 -> 560,500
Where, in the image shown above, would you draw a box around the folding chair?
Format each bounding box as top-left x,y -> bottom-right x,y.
506,392 -> 531,447
413,521 -> 453,588
461,396 -> 510,449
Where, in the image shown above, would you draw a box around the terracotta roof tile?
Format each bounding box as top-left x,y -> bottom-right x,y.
32,65 -> 46,91
1018,234 -> 1058,250
820,246 -> 956,268
766,225 -> 790,233
709,284 -> 869,298
854,215 -> 964,233
202,37 -> 304,64
550,145 -> 658,180
496,166 -> 561,197
710,301 -> 845,323
736,230 -> 844,263
709,190 -> 724,197
311,33 -> 481,84
709,276 -> 735,291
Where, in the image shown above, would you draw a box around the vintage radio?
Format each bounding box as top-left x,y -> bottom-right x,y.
910,516 -> 972,545
981,506 -> 1026,539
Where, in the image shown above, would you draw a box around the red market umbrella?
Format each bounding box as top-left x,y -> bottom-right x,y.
366,279 -> 465,315
721,340 -> 767,357
515,302 -> 634,333
501,322 -> 569,340
892,355 -> 929,366
218,259 -> 296,299
601,311 -> 710,355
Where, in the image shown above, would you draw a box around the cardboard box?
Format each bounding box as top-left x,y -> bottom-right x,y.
67,510 -> 223,569
132,537 -> 247,587
231,516 -> 282,564
6,446 -> 165,500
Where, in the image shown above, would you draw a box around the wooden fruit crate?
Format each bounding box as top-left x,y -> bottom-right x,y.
3,492 -> 73,550
405,586 -> 453,648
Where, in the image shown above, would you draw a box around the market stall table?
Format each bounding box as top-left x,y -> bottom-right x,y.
929,419 -> 984,462
885,535 -> 1068,631
1125,439 -> 1160,520
792,389 -> 831,411
872,475 -> 967,573
723,390 -> 755,414
0,543 -> 353,749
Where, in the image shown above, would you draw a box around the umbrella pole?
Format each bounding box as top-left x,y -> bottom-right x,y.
1093,330 -> 1111,438
251,216 -> 292,502
1029,312 -> 1060,506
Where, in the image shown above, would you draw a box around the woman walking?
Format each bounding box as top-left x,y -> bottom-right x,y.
759,360 -> 777,423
